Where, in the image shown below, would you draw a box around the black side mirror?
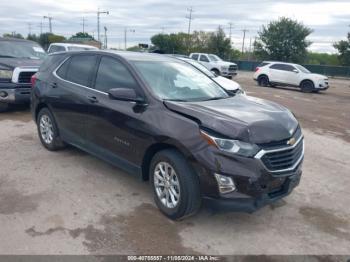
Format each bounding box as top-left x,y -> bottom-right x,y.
108,88 -> 144,103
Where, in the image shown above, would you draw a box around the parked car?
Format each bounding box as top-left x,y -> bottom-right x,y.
254,61 -> 329,93
0,37 -> 46,112
31,51 -> 304,220
173,56 -> 244,95
47,43 -> 99,54
189,53 -> 238,78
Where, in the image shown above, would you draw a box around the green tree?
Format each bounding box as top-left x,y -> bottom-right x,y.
254,17 -> 313,63
38,33 -> 66,50
206,27 -> 232,59
27,34 -> 39,42
3,33 -> 24,39
334,33 -> 350,66
306,52 -> 340,65
70,32 -> 94,40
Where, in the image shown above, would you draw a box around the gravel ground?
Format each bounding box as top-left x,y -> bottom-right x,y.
0,71 -> 349,255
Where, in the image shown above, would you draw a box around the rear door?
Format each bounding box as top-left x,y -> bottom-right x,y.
50,54 -> 98,145
269,63 -> 287,83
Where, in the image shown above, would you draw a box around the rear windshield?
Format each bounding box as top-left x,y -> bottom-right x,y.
258,62 -> 270,67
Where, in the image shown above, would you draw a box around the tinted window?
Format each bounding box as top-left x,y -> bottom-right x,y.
40,54 -> 65,72
200,55 -> 209,62
56,58 -> 70,78
270,64 -> 285,70
283,65 -> 296,72
65,55 -> 97,86
191,54 -> 199,60
258,62 -> 270,67
94,56 -> 138,93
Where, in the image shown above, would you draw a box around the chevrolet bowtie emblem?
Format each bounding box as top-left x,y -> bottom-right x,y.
287,137 -> 296,146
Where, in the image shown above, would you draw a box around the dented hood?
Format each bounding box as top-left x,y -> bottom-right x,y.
164,95 -> 299,144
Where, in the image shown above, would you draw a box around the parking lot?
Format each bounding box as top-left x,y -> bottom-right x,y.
0,71 -> 349,255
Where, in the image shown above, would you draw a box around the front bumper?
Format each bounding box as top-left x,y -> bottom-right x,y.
203,171 -> 301,212
221,70 -> 237,77
0,84 -> 31,104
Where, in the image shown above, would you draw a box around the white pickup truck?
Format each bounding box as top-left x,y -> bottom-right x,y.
189,53 -> 238,78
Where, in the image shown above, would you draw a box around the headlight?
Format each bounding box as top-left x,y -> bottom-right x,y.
0,69 -> 13,80
200,130 -> 259,157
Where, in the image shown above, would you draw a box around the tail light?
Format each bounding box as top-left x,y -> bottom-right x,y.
255,67 -> 260,72
31,73 -> 37,87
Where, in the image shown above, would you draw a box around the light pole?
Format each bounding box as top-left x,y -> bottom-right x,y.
124,28 -> 135,50
97,8 -> 109,43
104,26 -> 108,49
43,15 -> 53,33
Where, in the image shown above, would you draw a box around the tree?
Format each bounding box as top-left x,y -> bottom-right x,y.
3,33 -> 24,39
207,27 -> 232,59
70,32 -> 94,40
306,52 -> 340,66
334,33 -> 350,66
254,17 -> 313,63
27,34 -> 39,42
38,33 -> 66,50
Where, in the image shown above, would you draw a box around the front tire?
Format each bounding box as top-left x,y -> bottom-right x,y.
300,80 -> 314,93
211,69 -> 220,76
150,149 -> 201,220
37,108 -> 66,151
0,102 -> 9,113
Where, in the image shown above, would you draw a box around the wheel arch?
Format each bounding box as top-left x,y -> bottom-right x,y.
299,79 -> 315,87
141,141 -> 196,181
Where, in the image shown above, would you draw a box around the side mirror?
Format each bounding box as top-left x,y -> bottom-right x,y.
293,69 -> 299,73
108,88 -> 144,103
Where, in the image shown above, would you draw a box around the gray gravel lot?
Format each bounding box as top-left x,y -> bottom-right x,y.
0,71 -> 349,255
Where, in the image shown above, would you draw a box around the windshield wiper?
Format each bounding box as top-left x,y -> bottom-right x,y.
203,96 -> 226,101
164,99 -> 188,102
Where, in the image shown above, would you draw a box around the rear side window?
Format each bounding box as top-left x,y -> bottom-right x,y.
94,56 -> 138,93
270,64 -> 285,70
40,54 -> 65,72
191,54 -> 199,60
64,55 -> 97,86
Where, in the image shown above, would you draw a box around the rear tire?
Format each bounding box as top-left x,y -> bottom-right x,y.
150,149 -> 201,220
300,80 -> 314,93
258,75 -> 269,87
37,108 -> 66,151
0,102 -> 9,113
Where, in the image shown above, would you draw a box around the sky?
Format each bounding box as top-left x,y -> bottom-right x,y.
0,0 -> 349,53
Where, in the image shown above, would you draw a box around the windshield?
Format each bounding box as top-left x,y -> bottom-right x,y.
68,46 -> 96,51
184,59 -> 215,78
295,65 -> 310,74
133,61 -> 229,102
0,40 -> 46,59
208,54 -> 222,62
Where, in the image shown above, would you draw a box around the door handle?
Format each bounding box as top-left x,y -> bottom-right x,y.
51,82 -> 57,88
87,95 -> 99,103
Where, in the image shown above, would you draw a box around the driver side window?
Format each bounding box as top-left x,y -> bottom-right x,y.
200,55 -> 209,62
94,56 -> 138,93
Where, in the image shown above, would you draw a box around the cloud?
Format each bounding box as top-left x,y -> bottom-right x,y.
0,0 -> 349,53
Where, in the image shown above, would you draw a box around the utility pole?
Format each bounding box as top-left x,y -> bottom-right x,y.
104,26 -> 107,49
38,21 -> 43,35
43,15 -> 53,33
81,17 -> 86,33
124,28 -> 135,50
241,28 -> 249,54
186,7 -> 194,52
97,8 -> 109,43
228,22 -> 233,60
27,23 -> 32,35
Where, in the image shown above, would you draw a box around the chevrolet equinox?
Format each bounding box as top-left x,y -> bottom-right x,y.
31,51 -> 304,220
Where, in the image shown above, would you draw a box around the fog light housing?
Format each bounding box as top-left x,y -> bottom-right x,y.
0,91 -> 8,98
214,173 -> 236,194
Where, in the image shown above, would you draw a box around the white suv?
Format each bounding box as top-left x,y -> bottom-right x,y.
189,53 -> 237,78
253,61 -> 329,93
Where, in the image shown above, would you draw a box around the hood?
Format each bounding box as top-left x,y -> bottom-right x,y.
0,58 -> 42,69
309,73 -> 328,80
164,95 -> 298,144
212,61 -> 236,66
214,76 -> 241,91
